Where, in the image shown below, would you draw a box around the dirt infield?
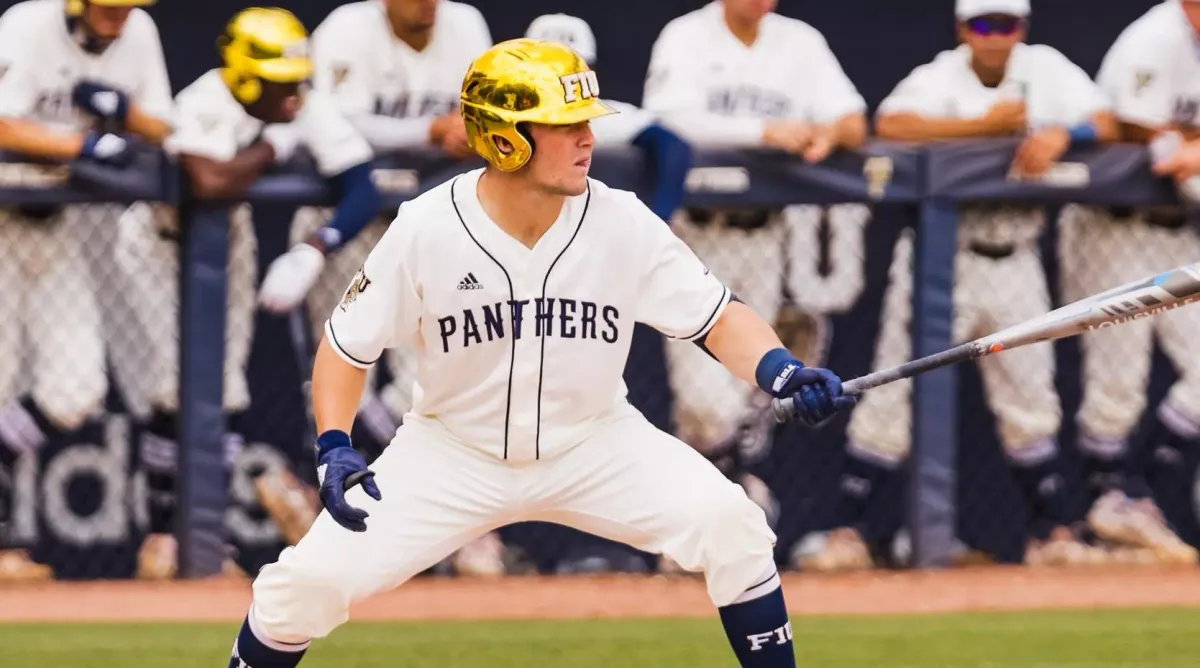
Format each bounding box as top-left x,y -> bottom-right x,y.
2,565 -> 1199,623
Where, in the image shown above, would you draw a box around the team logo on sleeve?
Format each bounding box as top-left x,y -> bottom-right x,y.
339,267 -> 371,310
1135,71 -> 1154,95
560,70 -> 600,103
332,64 -> 350,89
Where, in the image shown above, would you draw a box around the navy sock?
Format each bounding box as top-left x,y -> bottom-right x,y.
718,582 -> 795,667
230,614 -> 308,668
1009,456 -> 1071,530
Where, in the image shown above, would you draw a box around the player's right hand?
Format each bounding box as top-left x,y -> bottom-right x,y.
983,100 -> 1026,136
315,430 -> 382,532
72,80 -> 130,125
78,131 -> 132,167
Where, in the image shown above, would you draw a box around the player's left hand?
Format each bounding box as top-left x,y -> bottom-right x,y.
758,350 -> 856,428
258,242 -> 326,313
315,430 -> 382,532
72,80 -> 130,125
802,128 -> 836,163
1012,126 -> 1069,177
1151,136 -> 1200,182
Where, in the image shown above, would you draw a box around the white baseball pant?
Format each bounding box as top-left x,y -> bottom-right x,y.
114,202 -> 256,413
249,409 -> 777,642
847,229 -> 1062,464
0,209 -> 106,430
1058,205 -> 1200,440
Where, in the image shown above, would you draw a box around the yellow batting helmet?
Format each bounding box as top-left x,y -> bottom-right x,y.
65,0 -> 155,17
218,7 -> 313,105
460,38 -> 616,172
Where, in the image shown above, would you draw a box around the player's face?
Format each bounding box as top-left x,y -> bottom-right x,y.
248,81 -> 303,124
959,14 -> 1026,70
723,0 -> 777,23
385,0 -> 439,32
524,121 -> 595,196
84,5 -> 134,40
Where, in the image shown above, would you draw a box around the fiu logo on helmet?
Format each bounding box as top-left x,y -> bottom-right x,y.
559,70 -> 600,103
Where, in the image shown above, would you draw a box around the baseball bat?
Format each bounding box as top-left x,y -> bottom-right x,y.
771,261 -> 1200,423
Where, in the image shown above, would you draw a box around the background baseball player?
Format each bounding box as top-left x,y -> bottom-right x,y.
0,0 -> 171,579
250,0 -> 500,577
114,6 -> 379,578
641,0 -> 871,568
806,0 -> 1118,572
226,38 -> 855,668
1056,0 -> 1200,564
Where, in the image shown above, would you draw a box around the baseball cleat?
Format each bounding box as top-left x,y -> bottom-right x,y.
255,467 -> 320,546
791,527 -> 873,573
1087,490 -> 1199,564
1024,527 -> 1108,567
0,549 -> 53,581
451,531 -> 507,577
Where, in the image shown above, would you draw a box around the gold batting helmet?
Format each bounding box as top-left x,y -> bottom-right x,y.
460,38 -> 616,172
218,7 -> 313,106
66,0 -> 156,16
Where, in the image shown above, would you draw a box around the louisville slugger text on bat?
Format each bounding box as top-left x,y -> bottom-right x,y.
772,261 -> 1200,422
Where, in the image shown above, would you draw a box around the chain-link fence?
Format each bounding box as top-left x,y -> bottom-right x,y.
6,143 -> 1199,583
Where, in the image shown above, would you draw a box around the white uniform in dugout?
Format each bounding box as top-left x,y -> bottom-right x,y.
642,1 -> 869,458
301,0 -> 493,431
847,41 -> 1110,468
116,71 -> 372,422
0,0 -> 171,432
248,169 -> 777,639
1060,0 -> 1200,452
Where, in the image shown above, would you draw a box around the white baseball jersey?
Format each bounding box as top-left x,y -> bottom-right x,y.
165,71 -> 372,178
326,169 -> 731,462
590,98 -> 657,145
642,0 -> 865,147
0,0 -> 172,132
311,0 -> 491,120
879,43 -> 1108,247
1096,0 -> 1200,130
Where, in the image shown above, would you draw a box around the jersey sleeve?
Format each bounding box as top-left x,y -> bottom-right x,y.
642,21 -> 765,148
632,195 -> 731,340
311,13 -> 375,115
163,90 -> 239,161
1037,49 -> 1110,126
1096,29 -> 1172,128
0,44 -> 40,119
801,32 -> 867,124
296,90 -> 374,176
876,64 -> 947,118
133,18 -> 175,124
325,209 -> 421,368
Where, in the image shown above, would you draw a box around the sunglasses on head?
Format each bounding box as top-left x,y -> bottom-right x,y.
965,14 -> 1025,36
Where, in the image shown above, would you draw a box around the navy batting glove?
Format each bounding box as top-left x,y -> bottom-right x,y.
756,347 -> 857,428
315,430 -> 381,532
72,80 -> 129,125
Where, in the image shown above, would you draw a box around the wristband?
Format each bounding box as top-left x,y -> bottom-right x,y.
1067,122 -> 1098,146
754,347 -> 801,396
315,429 -> 352,458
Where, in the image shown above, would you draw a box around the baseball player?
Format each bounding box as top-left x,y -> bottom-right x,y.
811,0 -> 1118,571
0,0 -> 172,578
115,6 -> 378,578
250,0 -> 498,577
525,13 -> 692,223
640,0 -> 870,559
1056,0 -> 1200,564
226,39 -> 855,668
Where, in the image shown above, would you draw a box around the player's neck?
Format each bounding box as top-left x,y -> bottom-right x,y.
476,171 -> 565,249
722,6 -> 761,46
970,57 -> 1007,88
387,15 -> 433,51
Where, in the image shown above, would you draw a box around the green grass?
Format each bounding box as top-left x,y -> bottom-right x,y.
1,608 -> 1198,667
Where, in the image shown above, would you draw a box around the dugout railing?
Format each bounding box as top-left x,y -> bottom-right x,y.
0,140 -> 1193,579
